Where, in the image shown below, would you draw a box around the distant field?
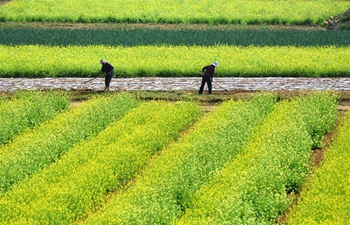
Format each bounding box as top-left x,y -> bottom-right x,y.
1,0 -> 349,25
1,1 -> 350,78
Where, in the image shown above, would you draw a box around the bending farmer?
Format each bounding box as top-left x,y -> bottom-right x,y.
99,58 -> 114,91
199,61 -> 218,94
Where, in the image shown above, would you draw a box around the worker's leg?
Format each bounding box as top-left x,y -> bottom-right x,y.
104,74 -> 112,91
199,78 -> 206,94
208,79 -> 212,94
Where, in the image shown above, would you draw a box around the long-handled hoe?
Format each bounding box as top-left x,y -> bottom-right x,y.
83,75 -> 101,83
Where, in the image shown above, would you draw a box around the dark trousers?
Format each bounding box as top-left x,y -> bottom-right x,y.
199,76 -> 212,94
105,73 -> 113,87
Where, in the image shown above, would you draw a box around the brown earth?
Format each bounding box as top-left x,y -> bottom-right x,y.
68,89 -> 350,111
0,21 -> 326,31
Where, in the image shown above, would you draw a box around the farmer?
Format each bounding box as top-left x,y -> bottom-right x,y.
199,61 -> 218,94
99,58 -> 114,91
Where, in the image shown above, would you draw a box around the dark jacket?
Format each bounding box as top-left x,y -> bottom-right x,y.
202,65 -> 215,81
101,62 -> 114,75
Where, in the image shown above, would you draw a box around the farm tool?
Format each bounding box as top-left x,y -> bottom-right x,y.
83,75 -> 101,83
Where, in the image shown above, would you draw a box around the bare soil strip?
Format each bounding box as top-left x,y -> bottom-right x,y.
0,21 -> 325,30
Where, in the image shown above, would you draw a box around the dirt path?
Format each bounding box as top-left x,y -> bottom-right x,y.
1,77 -> 350,92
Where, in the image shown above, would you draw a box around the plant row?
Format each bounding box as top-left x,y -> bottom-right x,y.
0,91 -> 70,146
0,101 -> 201,224
82,93 -> 277,224
1,28 -> 350,47
1,0 -> 349,25
1,45 -> 350,78
175,91 -> 338,224
0,93 -> 139,196
285,110 -> 350,224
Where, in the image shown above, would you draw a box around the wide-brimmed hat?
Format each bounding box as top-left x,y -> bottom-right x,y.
212,61 -> 218,67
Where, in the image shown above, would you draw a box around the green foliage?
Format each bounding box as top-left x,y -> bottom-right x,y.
82,93 -> 277,224
0,93 -> 139,195
1,28 -> 350,47
286,110 -> 350,224
0,91 -> 70,146
0,101 -> 201,224
292,91 -> 338,149
334,7 -> 350,30
338,8 -> 350,30
175,91 -> 338,225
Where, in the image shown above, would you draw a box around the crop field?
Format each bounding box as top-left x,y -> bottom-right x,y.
1,0 -> 350,224
0,91 -> 348,225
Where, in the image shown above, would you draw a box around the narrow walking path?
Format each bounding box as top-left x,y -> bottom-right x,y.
1,77 -> 350,92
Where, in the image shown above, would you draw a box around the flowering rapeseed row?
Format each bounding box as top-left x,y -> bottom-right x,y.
0,91 -> 70,146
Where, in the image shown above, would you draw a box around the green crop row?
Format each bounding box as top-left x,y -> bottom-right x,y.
1,45 -> 350,78
0,91 -> 70,146
1,0 -> 349,25
0,101 -> 201,224
1,28 -> 350,47
175,91 -> 338,224
82,93 -> 277,224
0,93 -> 139,195
285,110 -> 350,225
